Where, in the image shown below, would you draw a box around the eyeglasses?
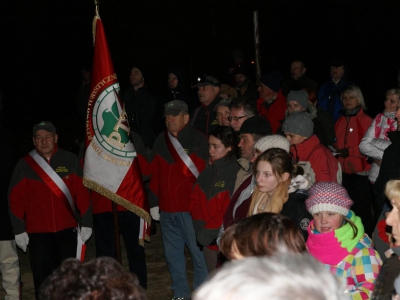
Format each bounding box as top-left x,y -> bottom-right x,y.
228,115 -> 248,122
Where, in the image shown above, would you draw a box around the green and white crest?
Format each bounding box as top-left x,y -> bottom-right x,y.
92,83 -> 136,158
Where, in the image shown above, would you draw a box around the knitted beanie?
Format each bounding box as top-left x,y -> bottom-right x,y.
282,111 -> 314,138
287,90 -> 309,110
306,182 -> 353,216
259,70 -> 282,93
240,116 -> 272,136
254,135 -> 290,153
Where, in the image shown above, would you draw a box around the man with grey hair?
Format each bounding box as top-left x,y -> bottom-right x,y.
228,98 -> 257,132
193,253 -> 346,300
149,100 -> 208,300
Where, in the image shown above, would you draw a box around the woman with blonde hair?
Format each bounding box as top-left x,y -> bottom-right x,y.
334,85 -> 373,235
242,148 -> 311,239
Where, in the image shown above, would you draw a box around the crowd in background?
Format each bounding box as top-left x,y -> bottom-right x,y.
4,48 -> 400,300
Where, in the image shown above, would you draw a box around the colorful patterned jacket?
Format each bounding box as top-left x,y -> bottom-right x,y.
307,211 -> 382,299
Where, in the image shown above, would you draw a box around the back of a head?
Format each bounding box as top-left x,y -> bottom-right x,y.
193,253 -> 346,300
40,257 -> 147,300
220,213 -> 305,259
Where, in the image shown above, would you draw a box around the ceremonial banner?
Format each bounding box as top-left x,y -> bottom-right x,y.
83,15 -> 150,243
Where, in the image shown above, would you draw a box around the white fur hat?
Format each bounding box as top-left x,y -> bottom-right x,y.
253,135 -> 290,153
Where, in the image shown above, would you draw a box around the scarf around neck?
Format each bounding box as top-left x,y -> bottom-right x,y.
306,211 -> 364,265
341,105 -> 361,117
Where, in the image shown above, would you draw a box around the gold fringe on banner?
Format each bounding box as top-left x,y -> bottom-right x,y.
83,177 -> 151,244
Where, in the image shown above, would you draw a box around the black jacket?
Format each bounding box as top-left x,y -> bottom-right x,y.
122,86 -> 156,148
374,131 -> 400,210
191,96 -> 221,136
280,189 -> 312,241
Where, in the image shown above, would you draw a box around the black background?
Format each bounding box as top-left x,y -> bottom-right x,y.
2,0 -> 400,131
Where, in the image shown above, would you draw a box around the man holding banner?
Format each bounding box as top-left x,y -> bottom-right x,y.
149,100 -> 208,300
8,121 -> 92,299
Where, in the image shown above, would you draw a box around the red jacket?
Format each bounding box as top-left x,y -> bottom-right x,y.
149,125 -> 208,212
290,135 -> 339,183
8,148 -> 91,234
190,157 -> 240,251
256,89 -> 287,133
335,109 -> 373,174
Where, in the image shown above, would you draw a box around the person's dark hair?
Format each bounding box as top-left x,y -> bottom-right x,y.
229,97 -> 257,116
209,126 -> 240,160
220,212 -> 306,259
39,257 -> 147,300
292,59 -> 306,69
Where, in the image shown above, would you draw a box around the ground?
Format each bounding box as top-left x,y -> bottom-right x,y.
0,222 -> 195,300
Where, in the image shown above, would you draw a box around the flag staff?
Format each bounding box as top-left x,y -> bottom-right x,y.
91,0 -> 123,264
253,11 -> 262,83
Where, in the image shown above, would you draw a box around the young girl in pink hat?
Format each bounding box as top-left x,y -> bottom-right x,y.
305,182 -> 382,299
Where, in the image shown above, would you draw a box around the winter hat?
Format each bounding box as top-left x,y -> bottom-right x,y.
254,135 -> 290,153
164,100 -> 188,116
33,121 -> 56,136
131,65 -> 148,82
239,115 -> 272,136
259,70 -> 282,93
191,75 -> 220,88
282,111 -> 314,138
287,90 -> 309,110
306,182 -> 353,216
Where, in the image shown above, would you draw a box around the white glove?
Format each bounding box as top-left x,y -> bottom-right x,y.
15,232 -> 29,252
81,227 -> 92,243
150,206 -> 160,221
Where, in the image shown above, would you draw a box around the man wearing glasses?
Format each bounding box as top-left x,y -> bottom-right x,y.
228,98 -> 257,132
191,76 -> 221,136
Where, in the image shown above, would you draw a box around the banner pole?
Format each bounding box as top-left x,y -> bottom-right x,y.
253,10 -> 262,83
112,201 -> 122,264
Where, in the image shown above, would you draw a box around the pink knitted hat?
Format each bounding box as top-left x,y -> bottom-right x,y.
306,182 -> 353,216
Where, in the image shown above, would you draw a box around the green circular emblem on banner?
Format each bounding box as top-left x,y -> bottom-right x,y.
92,83 -> 136,158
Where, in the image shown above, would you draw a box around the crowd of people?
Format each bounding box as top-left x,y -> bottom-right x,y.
3,51 -> 400,300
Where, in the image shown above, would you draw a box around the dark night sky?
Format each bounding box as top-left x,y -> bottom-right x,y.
2,0 -> 400,131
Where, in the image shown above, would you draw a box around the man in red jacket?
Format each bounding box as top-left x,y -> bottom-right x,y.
256,70 -> 287,133
149,100 -> 208,300
8,121 -> 92,299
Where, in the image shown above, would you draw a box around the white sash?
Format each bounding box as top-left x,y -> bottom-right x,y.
167,131 -> 200,178
29,149 -> 84,260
